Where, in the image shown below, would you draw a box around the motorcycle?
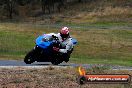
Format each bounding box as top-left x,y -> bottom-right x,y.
24,34 -> 77,65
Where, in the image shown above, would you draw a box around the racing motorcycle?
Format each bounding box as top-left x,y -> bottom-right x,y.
24,34 -> 77,65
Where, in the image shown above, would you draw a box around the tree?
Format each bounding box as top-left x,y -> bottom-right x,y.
41,0 -> 66,14
41,0 -> 54,14
78,0 -> 82,2
5,0 -> 16,19
16,0 -> 31,6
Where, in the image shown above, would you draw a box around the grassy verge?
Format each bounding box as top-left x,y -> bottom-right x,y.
0,67 -> 131,88
0,23 -> 132,66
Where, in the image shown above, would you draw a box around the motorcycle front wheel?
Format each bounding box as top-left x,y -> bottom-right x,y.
24,49 -> 35,64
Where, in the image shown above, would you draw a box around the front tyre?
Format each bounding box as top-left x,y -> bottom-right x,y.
24,56 -> 34,64
24,50 -> 35,64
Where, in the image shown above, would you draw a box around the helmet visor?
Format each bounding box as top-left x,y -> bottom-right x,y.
60,34 -> 69,38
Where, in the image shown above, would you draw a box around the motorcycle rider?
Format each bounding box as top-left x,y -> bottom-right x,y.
48,27 -> 74,62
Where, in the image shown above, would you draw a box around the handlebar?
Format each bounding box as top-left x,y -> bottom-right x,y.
52,35 -> 60,47
52,35 -> 59,41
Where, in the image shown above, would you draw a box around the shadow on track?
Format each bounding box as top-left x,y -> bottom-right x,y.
33,62 -> 70,67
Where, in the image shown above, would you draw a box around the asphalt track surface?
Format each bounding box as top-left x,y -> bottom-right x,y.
0,60 -> 132,70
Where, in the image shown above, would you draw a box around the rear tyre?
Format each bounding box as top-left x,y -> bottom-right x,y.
51,58 -> 63,65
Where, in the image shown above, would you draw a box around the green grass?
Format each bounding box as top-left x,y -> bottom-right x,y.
0,31 -> 34,59
0,23 -> 132,66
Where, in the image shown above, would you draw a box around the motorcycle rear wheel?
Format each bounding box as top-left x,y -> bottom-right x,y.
51,58 -> 63,65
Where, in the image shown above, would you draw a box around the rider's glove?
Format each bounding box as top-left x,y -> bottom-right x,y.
53,47 -> 59,52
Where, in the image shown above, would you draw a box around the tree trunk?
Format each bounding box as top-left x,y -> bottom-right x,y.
78,0 -> 82,3
6,0 -> 13,19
